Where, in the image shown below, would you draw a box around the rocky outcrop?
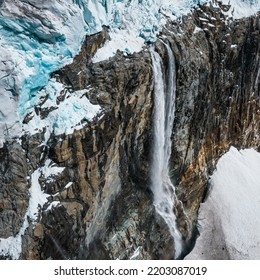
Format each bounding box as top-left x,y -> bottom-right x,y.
0,2 -> 259,259
0,142 -> 28,238
160,4 -> 259,235
17,31 -> 175,260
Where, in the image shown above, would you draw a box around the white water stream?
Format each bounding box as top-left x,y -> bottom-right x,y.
150,44 -> 183,258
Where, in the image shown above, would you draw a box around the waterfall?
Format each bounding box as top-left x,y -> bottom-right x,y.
150,44 -> 183,259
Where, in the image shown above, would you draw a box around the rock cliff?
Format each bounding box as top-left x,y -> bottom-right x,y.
0,2 -> 259,259
162,3 -> 260,239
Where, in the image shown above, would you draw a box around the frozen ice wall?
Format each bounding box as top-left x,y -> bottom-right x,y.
0,1 -> 98,114
0,0 -> 98,145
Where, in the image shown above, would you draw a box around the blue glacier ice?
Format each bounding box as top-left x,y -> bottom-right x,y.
0,0 -> 101,117
0,0 -> 259,146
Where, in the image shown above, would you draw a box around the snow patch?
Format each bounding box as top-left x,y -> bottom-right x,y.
46,201 -> 61,211
93,29 -> 145,63
0,157 -> 67,259
194,26 -> 203,33
130,246 -> 142,260
211,0 -> 259,19
41,159 -> 65,183
23,79 -> 101,137
186,146 -> 260,259
0,168 -> 48,259
64,182 -> 73,189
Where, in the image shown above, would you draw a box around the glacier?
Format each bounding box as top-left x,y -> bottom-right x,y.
0,0 -> 259,146
0,0 -> 111,145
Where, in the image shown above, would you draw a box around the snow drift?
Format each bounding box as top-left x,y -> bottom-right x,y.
186,147 -> 260,259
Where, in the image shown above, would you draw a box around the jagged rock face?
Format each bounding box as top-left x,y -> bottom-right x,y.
0,3 -> 259,259
0,143 -> 28,238
159,5 -> 259,233
18,31 -> 174,260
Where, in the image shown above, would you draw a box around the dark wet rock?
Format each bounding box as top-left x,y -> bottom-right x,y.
0,142 -> 28,238
161,4 -> 259,243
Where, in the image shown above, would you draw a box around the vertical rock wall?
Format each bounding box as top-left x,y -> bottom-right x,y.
161,5 -> 259,236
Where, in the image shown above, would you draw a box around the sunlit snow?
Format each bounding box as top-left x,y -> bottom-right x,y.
0,159 -> 65,259
186,146 -> 260,259
23,79 -> 101,137
0,168 -> 48,259
216,0 -> 260,19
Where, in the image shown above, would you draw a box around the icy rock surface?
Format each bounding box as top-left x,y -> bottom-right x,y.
186,147 -> 260,259
23,78 -> 101,138
0,0 -> 259,146
0,159 -> 65,259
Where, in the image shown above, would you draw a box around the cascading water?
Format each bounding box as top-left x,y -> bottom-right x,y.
150,43 -> 183,259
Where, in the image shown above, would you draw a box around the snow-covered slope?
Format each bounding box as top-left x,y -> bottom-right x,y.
186,147 -> 260,259
219,0 -> 260,18
0,0 -> 259,147
22,79 -> 101,138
